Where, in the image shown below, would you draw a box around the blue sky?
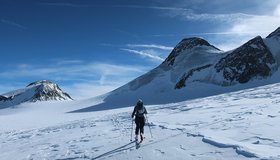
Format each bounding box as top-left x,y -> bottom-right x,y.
1,0 -> 280,99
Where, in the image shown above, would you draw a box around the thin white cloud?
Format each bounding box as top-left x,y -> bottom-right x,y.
113,4 -> 253,23
99,43 -> 116,47
39,2 -> 89,7
17,64 -> 32,69
160,2 -> 280,51
93,63 -> 145,75
1,19 -> 26,29
56,60 -> 84,65
180,12 -> 254,23
113,5 -> 192,11
62,80 -> 126,100
213,3 -> 280,51
126,44 -> 173,51
152,31 -> 272,38
0,62 -> 147,83
92,63 -> 146,85
213,35 -> 253,51
228,12 -> 280,38
0,62 -> 148,99
274,4 -> 280,16
121,48 -> 164,62
0,83 -> 25,95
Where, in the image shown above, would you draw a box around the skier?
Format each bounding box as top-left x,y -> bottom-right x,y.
131,99 -> 147,142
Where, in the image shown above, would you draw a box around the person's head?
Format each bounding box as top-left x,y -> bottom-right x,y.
137,99 -> 143,106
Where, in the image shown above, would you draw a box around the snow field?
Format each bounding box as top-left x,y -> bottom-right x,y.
1,83 -> 280,159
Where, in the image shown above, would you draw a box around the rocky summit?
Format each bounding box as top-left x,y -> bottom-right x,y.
0,80 -> 72,108
164,37 -> 220,66
215,36 -> 276,84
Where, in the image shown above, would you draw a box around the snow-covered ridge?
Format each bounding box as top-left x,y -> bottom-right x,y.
0,80 -> 72,108
163,37 -> 220,66
215,36 -> 276,84
79,27 -> 280,111
266,27 -> 280,38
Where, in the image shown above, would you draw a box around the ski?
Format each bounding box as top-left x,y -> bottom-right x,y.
135,136 -> 145,149
136,141 -> 141,149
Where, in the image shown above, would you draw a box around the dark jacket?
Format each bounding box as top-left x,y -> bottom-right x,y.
132,103 -> 147,118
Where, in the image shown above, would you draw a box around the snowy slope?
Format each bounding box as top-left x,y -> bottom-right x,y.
1,27 -> 280,160
1,83 -> 280,159
264,27 -> 280,67
0,80 -> 72,108
76,27 -> 280,112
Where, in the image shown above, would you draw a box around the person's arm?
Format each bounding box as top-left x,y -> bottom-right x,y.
131,106 -> 136,118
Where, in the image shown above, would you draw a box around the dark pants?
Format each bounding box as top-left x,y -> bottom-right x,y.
135,116 -> 145,135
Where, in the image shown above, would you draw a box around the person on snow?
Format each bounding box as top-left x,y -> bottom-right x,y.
131,99 -> 147,142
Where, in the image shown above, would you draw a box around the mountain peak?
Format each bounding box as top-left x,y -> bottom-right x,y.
266,27 -> 280,38
215,36 -> 275,84
27,80 -> 53,87
0,80 -> 73,108
28,80 -> 73,102
174,37 -> 214,51
164,37 -> 220,66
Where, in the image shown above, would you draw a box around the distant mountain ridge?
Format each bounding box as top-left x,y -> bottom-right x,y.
3,27 -> 280,110
0,80 -> 72,108
75,27 -> 280,112
214,36 -> 275,84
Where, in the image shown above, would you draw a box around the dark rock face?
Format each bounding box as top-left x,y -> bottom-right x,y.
266,27 -> 280,38
215,36 -> 276,84
0,95 -> 7,101
175,64 -> 213,89
30,80 -> 73,101
164,37 -> 220,66
31,88 -> 72,102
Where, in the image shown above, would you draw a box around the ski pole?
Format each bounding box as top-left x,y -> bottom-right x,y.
130,118 -> 134,141
145,115 -> 153,138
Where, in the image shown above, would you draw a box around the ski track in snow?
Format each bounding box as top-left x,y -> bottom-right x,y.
1,84 -> 280,159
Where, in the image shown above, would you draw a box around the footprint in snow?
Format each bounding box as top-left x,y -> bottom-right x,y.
80,139 -> 90,142
180,145 -> 186,150
50,144 -> 60,151
18,134 -> 32,139
159,125 -> 168,130
155,149 -> 165,154
50,144 -> 59,148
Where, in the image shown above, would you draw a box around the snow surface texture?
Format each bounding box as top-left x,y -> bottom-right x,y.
1,83 -> 280,159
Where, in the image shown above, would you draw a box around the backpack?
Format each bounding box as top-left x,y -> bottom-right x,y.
136,104 -> 145,117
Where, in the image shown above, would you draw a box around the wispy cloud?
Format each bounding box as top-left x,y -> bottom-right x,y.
62,80 -> 129,99
126,44 -> 173,51
1,19 -> 26,29
93,63 -> 146,85
151,30 -> 273,38
0,61 -> 148,99
121,48 -> 164,62
55,60 -> 84,65
0,62 -> 146,84
170,11 -> 254,23
151,1 -> 280,51
113,4 -> 254,23
39,2 -> 89,7
228,10 -> 280,38
212,3 -> 280,51
113,5 -> 192,11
